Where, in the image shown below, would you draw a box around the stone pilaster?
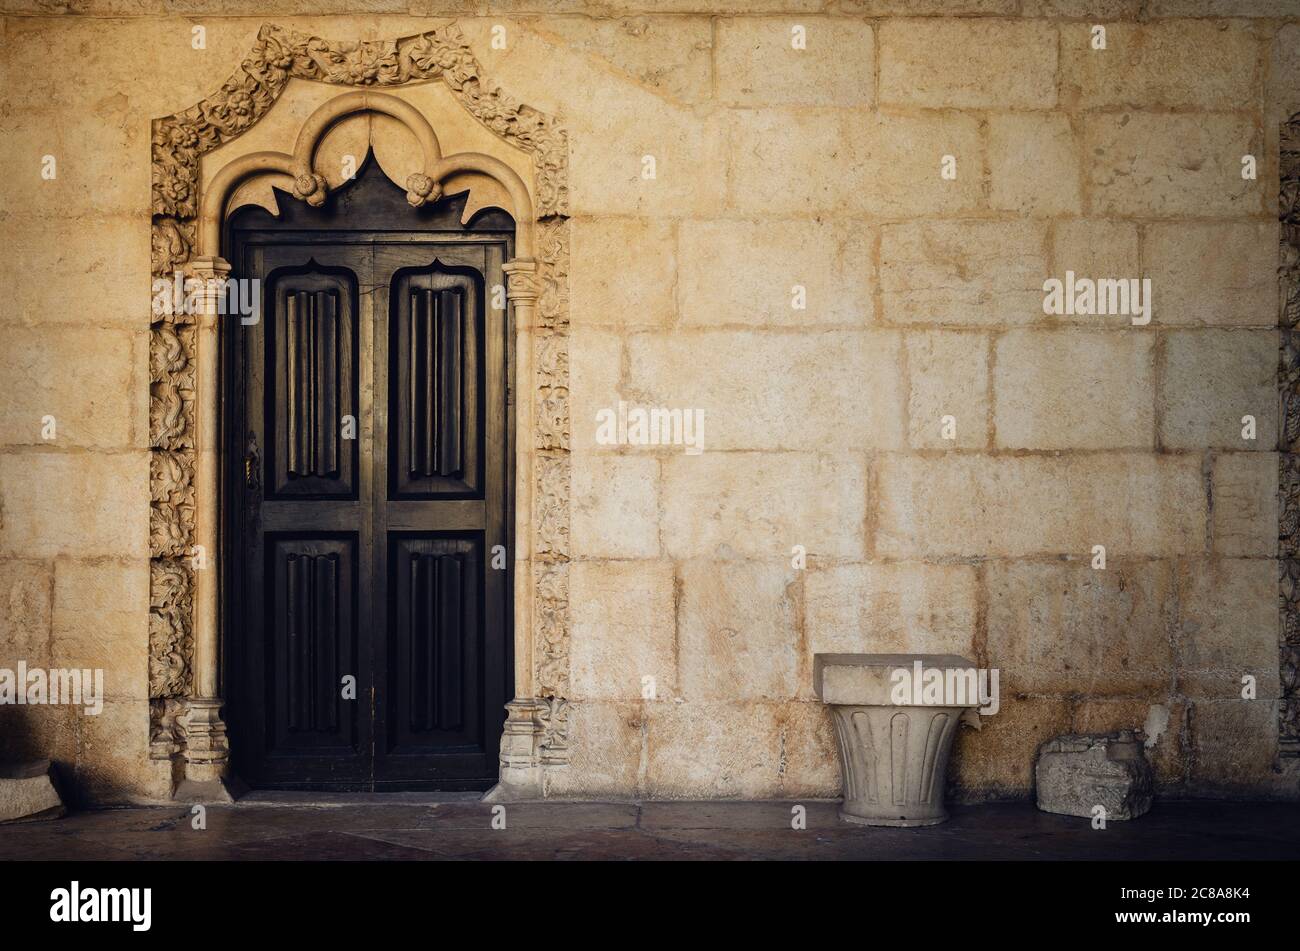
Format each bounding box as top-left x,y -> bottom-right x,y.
484,258 -> 550,802
175,256 -> 238,802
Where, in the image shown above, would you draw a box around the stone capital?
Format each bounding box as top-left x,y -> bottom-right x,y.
502,258 -> 540,304
183,255 -> 232,279
182,256 -> 233,327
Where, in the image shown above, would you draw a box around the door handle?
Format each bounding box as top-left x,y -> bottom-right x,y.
244,433 -> 261,492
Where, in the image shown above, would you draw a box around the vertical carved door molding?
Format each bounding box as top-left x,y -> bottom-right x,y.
1280,111 -> 1300,757
149,23 -> 572,796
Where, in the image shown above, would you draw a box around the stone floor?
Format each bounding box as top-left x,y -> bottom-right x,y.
2,797 -> 1297,860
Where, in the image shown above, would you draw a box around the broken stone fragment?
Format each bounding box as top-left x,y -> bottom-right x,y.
0,760 -> 66,823
1035,730 -> 1153,821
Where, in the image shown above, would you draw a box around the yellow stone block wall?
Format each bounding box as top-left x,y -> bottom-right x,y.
0,1 -> 1297,803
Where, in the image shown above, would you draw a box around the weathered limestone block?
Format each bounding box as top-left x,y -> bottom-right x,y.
1188,700 -> 1280,791
569,561 -> 676,701
804,563 -> 978,661
678,218 -> 874,327
1211,453 -> 1278,557
1035,731 -> 1153,821
986,560 -> 1173,696
724,109 -> 858,215
662,452 -> 867,559
952,697 -> 1073,799
1271,24 -> 1300,122
678,560 -> 799,701
994,330 -> 1154,450
628,331 -> 903,451
1160,330 -> 1277,450
881,221 -> 1046,327
906,331 -> 990,449
878,19 -> 1057,109
1175,559 -> 1277,699
715,17 -> 875,107
814,653 -> 978,827
0,559 -> 53,667
0,760 -> 65,823
569,329 -> 622,454
570,454 -> 660,559
644,701 -> 782,799
542,701 -> 643,799
568,85 -> 727,217
0,108 -> 147,219
0,452 -> 151,559
848,114 -> 984,217
875,454 -> 1205,559
727,110 -> 984,216
1060,20 -> 1259,111
528,16 -> 713,105
1052,221 -> 1140,311
2,215 -> 152,332
0,327 -> 136,449
571,217 -> 675,329
1144,222 -> 1278,328
779,701 -> 841,798
989,114 -> 1082,216
1085,113 -> 1258,217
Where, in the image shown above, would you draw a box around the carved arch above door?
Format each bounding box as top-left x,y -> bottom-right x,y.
148,23 -> 572,799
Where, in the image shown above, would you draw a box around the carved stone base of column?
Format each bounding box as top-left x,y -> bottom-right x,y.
175,698 -> 243,803
483,699 -> 547,801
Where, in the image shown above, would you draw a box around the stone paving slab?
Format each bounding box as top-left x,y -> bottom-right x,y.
1,801 -> 1297,861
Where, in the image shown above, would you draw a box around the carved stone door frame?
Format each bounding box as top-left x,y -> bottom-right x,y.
149,24 -> 572,800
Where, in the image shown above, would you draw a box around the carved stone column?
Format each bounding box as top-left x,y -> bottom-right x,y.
487,257 -> 546,801
177,256 -> 237,802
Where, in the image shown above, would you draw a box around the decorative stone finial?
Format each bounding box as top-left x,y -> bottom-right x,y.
292,172 -> 329,206
405,172 -> 440,207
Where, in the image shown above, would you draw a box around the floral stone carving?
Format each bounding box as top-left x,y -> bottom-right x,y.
1280,110 -> 1300,755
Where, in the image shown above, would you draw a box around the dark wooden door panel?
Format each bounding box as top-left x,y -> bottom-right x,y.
388,534 -> 482,746
389,267 -> 483,499
265,535 -> 358,753
266,270 -> 359,498
224,159 -> 512,791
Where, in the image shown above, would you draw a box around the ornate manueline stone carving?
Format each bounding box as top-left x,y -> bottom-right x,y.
534,456 -> 570,561
531,214 -> 572,761
150,22 -> 572,779
150,452 -> 194,558
1280,111 -> 1300,755
537,697 -> 570,765
149,560 -> 192,700
535,564 -> 570,700
151,23 -> 567,227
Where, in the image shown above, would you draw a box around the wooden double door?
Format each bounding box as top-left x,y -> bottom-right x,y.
224,166 -> 513,790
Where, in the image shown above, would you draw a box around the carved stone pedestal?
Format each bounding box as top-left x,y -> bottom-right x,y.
483,699 -> 547,801
175,698 -> 243,803
814,653 -> 978,827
